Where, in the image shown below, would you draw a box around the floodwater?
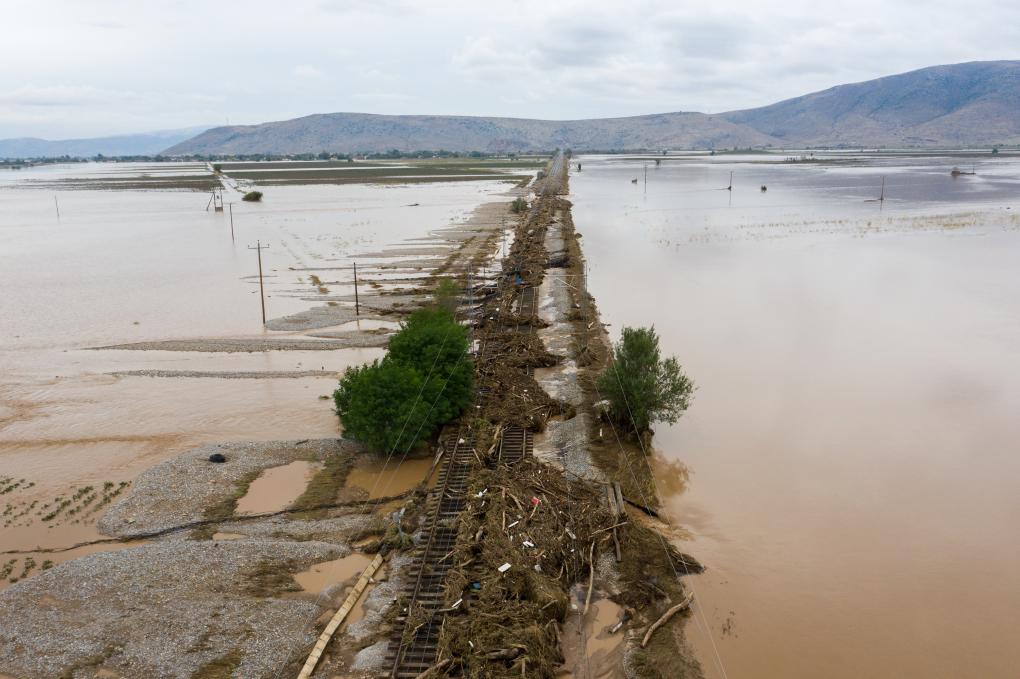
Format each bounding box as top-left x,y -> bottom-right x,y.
0,162 -> 517,576
235,460 -> 322,515
559,591 -> 626,678
571,153 -> 1020,678
345,456 -> 437,499
293,552 -> 372,594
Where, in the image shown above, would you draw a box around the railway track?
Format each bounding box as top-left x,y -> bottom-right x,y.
387,430 -> 475,678
387,154 -> 560,676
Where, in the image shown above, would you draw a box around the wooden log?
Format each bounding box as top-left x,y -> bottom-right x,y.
296,553 -> 384,679
640,593 -> 694,648
583,541 -> 596,614
612,482 -> 625,519
413,658 -> 452,679
605,483 -> 619,517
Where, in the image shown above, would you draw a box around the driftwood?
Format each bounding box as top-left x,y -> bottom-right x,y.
622,496 -> 663,519
485,647 -> 524,660
640,593 -> 694,648
583,540 -> 596,614
413,658 -> 452,679
297,553 -> 385,679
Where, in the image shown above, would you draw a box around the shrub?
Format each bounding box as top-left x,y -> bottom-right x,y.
242,190 -> 263,202
434,278 -> 461,315
597,326 -> 694,437
511,197 -> 528,213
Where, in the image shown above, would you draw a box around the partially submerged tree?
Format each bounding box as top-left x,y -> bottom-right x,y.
597,326 -> 694,438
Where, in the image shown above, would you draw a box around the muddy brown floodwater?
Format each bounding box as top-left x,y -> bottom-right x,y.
0,162 -> 520,588
572,153 -> 1020,679
235,460 -> 322,514
345,456 -> 436,499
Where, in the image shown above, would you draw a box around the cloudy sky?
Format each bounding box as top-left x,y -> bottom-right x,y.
3,0 -> 1019,139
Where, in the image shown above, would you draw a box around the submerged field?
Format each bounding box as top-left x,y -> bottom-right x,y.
572,151 -> 1020,679
0,160 -> 533,595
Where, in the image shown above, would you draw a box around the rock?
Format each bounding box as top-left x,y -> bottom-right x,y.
208,453 -> 227,463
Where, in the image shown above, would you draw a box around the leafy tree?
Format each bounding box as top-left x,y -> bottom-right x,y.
597,326 -> 694,437
333,305 -> 472,454
388,307 -> 473,422
333,360 -> 437,454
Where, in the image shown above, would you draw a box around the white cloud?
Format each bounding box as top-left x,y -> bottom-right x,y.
293,65 -> 323,78
1,0 -> 1019,137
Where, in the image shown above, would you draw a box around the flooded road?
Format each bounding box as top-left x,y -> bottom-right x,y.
571,153 -> 1020,678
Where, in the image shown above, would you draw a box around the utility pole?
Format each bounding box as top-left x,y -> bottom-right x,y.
248,240 -> 269,325
229,203 -> 235,242
54,195 -> 60,222
353,261 -> 360,316
644,163 -> 648,191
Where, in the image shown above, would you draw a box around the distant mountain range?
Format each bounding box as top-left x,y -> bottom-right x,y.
167,61 -> 1020,154
7,61 -> 1020,158
0,127 -> 209,159
722,61 -> 1020,147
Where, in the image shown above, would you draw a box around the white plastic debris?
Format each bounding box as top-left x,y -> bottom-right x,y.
497,562 -> 512,573
522,540 -> 535,548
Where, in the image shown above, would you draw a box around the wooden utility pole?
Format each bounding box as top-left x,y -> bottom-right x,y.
229,203 -> 235,242
353,261 -> 360,316
248,240 -> 269,325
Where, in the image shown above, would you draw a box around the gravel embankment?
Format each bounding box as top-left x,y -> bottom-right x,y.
0,539 -> 347,679
99,439 -> 362,538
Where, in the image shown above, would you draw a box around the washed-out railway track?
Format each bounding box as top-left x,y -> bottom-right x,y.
388,153 -> 560,677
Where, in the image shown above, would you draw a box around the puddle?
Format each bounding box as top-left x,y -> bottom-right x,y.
294,552 -> 372,594
559,592 -> 626,679
345,456 -> 436,499
235,460 -> 321,515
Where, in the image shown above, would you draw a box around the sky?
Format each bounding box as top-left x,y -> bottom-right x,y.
2,0 -> 1019,139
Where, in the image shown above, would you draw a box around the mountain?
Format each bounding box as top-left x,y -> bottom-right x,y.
0,127 -> 210,159
163,111 -> 775,155
723,61 -> 1020,147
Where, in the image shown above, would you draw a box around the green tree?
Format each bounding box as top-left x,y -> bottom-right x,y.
388,307 -> 472,423
333,360 -> 437,453
597,326 -> 694,437
333,305 -> 472,454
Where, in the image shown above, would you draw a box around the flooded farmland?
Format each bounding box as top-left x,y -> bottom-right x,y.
0,161 -> 528,584
571,153 -> 1020,678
